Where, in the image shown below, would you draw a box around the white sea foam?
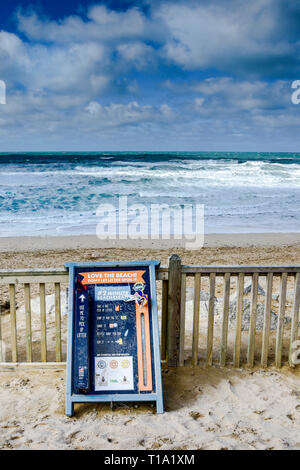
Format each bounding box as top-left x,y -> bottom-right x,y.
0,153 -> 300,236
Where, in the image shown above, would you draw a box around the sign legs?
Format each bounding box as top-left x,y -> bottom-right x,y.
156,395 -> 164,414
66,398 -> 74,417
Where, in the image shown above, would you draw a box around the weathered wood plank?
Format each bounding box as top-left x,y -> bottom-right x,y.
275,273 -> 287,368
160,280 -> 168,361
0,265 -> 298,276
40,283 -> 47,362
0,289 -> 3,362
0,269 -> 68,286
0,267 -> 168,282
0,275 -> 68,285
9,284 -> 17,362
0,362 -> 66,371
167,255 -> 182,366
247,273 -> 258,367
156,271 -> 168,281
261,273 -> 273,367
220,273 -> 230,367
206,273 -> 216,367
233,273 -> 244,368
24,283 -> 32,362
289,272 -> 300,367
182,266 -> 300,274
192,273 -> 201,366
0,268 -> 68,274
55,283 -> 62,362
179,273 -> 186,366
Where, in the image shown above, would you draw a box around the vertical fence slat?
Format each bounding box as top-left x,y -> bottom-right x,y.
289,272 -> 300,367
233,273 -> 244,368
9,284 -> 17,362
24,283 -> 32,362
160,280 -> 168,361
0,289 -> 3,362
55,283 -> 62,362
40,283 -> 47,362
275,273 -> 287,368
179,273 -> 186,366
261,272 -> 273,367
192,273 -> 201,366
220,272 -> 230,367
247,273 -> 258,367
167,255 -> 182,367
206,272 -> 216,367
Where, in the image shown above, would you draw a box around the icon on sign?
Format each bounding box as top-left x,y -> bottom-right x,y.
79,294 -> 85,303
99,373 -> 108,386
109,360 -> 118,369
97,360 -> 106,369
121,359 -> 130,368
115,305 -> 120,312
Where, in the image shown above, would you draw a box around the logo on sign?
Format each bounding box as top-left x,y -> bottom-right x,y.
97,360 -> 106,369
121,360 -> 130,368
109,360 -> 118,369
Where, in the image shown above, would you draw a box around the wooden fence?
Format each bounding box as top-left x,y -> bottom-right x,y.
0,257 -> 299,369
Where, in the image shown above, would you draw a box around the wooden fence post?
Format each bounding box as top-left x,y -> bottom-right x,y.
160,280 -> 168,361
167,254 -> 182,367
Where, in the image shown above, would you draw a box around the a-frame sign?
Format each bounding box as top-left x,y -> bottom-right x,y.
65,260 -> 164,416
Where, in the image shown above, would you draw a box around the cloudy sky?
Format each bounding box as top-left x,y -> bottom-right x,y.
0,0 -> 300,151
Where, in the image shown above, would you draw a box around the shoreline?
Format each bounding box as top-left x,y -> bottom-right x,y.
0,232 -> 299,253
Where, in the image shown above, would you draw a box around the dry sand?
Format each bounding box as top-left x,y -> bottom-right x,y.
0,233 -> 300,450
0,232 -> 299,254
0,365 -> 300,450
0,232 -> 300,270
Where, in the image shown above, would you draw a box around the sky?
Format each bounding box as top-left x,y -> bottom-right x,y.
0,0 -> 300,151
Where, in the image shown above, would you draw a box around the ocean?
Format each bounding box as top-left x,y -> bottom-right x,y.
0,151 -> 300,237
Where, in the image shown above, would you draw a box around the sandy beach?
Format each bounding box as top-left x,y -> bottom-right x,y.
0,233 -> 299,450
0,364 -> 300,450
0,232 -> 299,269
0,232 -> 299,254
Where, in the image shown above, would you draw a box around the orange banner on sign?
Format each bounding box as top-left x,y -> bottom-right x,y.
136,301 -> 153,392
79,270 -> 145,285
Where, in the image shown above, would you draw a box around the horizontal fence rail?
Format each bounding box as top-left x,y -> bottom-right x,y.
0,262 -> 299,370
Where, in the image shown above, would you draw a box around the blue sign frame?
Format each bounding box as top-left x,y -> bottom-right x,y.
65,260 -> 164,416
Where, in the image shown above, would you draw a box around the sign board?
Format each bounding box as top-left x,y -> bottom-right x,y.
65,260 -> 164,415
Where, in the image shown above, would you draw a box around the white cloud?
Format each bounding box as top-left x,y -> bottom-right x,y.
6,6 -> 159,101
165,77 -> 290,113
84,100 -> 157,126
87,5 -> 146,38
116,42 -> 155,69
0,1 -> 300,150
156,0 -> 300,76
0,31 -> 30,80
16,5 -> 158,44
